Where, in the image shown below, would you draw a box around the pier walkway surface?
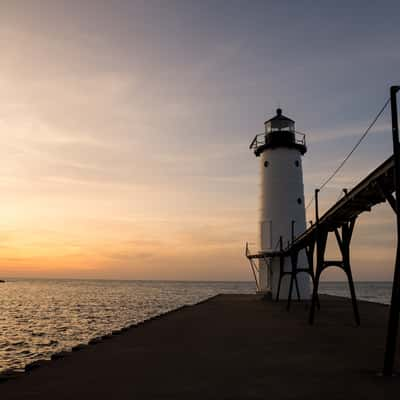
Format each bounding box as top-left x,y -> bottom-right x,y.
1,294 -> 400,399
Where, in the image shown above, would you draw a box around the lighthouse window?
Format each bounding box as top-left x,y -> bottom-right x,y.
297,198 -> 302,204
295,160 -> 300,167
264,161 -> 269,167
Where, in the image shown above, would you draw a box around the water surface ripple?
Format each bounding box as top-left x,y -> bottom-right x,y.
0,279 -> 253,373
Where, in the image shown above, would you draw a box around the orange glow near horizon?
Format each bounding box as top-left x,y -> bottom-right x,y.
0,2 -> 399,282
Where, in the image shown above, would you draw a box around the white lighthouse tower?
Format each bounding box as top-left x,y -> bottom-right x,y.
250,108 -> 310,299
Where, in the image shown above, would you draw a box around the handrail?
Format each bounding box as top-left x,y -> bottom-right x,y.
249,131 -> 306,151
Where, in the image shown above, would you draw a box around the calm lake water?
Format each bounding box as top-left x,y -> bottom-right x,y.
0,279 -> 393,373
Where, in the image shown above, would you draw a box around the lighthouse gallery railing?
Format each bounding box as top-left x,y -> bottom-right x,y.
249,131 -> 306,152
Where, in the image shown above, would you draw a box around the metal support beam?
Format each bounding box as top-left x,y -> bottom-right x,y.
309,229 -> 328,324
287,232 -> 320,311
309,217 -> 359,325
383,85 -> 400,376
305,239 -> 320,310
337,219 -> 360,326
287,249 -> 301,310
309,189 -> 323,324
276,236 -> 284,301
377,179 -> 397,214
286,219 -> 302,309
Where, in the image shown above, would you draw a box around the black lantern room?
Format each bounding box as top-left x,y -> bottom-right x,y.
264,108 -> 295,133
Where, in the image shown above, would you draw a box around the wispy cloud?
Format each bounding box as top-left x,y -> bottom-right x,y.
0,1 -> 399,280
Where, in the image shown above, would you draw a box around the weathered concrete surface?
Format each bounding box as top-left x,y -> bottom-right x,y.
1,294 -> 400,399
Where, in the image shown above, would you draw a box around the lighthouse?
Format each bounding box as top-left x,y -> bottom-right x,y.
249,108 -> 310,299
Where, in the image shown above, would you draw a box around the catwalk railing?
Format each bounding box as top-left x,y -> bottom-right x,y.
245,86 -> 400,377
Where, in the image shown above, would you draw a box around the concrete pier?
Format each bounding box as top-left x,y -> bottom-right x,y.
1,294 -> 400,399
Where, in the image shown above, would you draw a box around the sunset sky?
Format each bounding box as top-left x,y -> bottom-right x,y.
0,0 -> 400,281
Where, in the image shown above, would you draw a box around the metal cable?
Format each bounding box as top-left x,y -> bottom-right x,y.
305,98 -> 390,211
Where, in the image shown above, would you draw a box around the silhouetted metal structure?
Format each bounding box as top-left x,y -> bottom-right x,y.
384,85 -> 400,376
246,86 -> 400,376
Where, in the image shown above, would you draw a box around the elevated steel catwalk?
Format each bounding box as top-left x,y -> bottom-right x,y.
246,154 -> 396,308
291,154 -> 395,251
247,154 -> 395,259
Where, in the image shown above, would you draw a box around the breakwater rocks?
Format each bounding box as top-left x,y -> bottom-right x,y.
0,295 -> 219,384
